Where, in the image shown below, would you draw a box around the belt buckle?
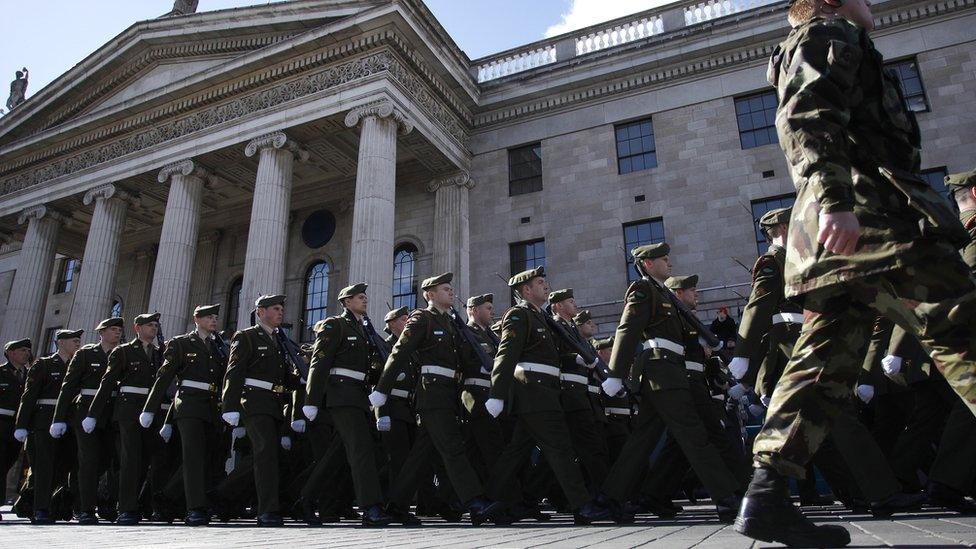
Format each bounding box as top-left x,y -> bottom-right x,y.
209,383 -> 217,393
273,384 -> 285,394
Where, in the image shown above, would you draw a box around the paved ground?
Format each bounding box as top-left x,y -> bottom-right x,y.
2,503 -> 975,548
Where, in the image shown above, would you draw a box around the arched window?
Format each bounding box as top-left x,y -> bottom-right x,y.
225,277 -> 243,334
111,298 -> 123,318
392,244 -> 417,310
302,261 -> 330,342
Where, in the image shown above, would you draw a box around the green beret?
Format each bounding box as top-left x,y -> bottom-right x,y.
945,169 -> 976,190
134,312 -> 161,326
56,329 -> 83,340
193,304 -> 220,317
255,295 -> 286,308
96,317 -> 124,331
594,336 -> 614,350
4,338 -> 31,353
758,207 -> 792,228
338,283 -> 368,301
548,288 -> 574,304
632,242 -> 670,260
466,294 -> 493,308
384,306 -> 409,323
665,274 -> 699,290
573,310 -> 592,325
508,266 -> 545,287
421,272 -> 453,290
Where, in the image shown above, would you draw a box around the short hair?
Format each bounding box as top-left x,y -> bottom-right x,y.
788,0 -> 819,27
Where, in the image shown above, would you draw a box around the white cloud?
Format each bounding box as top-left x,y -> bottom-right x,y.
544,0 -> 679,38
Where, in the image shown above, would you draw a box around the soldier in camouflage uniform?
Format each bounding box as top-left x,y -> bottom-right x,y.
736,1 -> 976,546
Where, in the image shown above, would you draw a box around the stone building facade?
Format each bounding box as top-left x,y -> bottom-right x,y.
0,0 -> 974,351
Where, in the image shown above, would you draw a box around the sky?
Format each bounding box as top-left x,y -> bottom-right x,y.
0,0 -> 677,99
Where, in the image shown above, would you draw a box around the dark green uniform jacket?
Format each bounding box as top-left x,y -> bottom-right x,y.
460,322 -> 495,417
221,325 -> 301,420
306,309 -> 375,410
53,343 -> 111,427
555,316 -> 593,413
145,331 -> 226,424
16,353 -> 67,431
490,302 -> 566,414
89,339 -> 160,424
0,362 -> 25,418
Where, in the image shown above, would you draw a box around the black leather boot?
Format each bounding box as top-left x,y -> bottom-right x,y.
467,497 -> 506,526
76,511 -> 99,525
928,481 -> 976,515
256,512 -> 284,527
185,509 -> 210,526
573,499 -> 612,525
870,491 -> 926,518
362,504 -> 395,527
116,511 -> 141,526
32,509 -> 55,525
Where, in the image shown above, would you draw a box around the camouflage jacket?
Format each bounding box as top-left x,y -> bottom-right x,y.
961,209 -> 976,274
769,18 -> 959,297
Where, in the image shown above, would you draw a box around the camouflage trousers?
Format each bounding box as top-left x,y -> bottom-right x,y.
753,252 -> 976,478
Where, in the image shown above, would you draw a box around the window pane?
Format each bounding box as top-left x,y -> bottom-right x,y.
615,118 -> 657,175
509,143 -> 543,196
885,58 -> 929,113
392,245 -> 417,310
302,262 -> 330,342
735,91 -> 778,150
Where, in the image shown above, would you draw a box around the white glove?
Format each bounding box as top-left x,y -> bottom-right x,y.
302,405 -> 318,421
602,377 -> 624,397
376,416 -> 392,432
49,422 -> 67,438
760,393 -> 771,407
748,404 -> 766,417
485,398 -> 504,418
856,384 -> 875,404
14,428 -> 28,443
881,355 -> 903,377
138,412 -> 154,429
81,417 -> 97,434
232,426 -> 246,439
729,357 -> 749,380
222,411 -> 240,426
159,424 -> 173,443
368,390 -> 387,408
729,383 -> 749,400
280,436 -> 292,450
291,419 -> 306,433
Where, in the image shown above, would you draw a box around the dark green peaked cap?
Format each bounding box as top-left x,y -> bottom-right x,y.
193,304 -> 220,317
134,312 -> 161,326
945,169 -> 976,190
421,272 -> 453,290
508,266 -> 545,287
338,283 -> 367,301
758,207 -> 792,227
632,242 -> 670,260
56,329 -> 84,340
548,288 -> 573,304
573,310 -> 592,325
384,306 -> 409,323
665,274 -> 699,290
255,295 -> 286,308
96,317 -> 124,331
4,338 -> 31,353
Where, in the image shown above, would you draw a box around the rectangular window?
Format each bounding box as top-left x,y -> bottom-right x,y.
751,195 -> 797,255
623,219 -> 666,283
508,143 -> 543,196
509,239 -> 546,277
44,327 -> 61,355
886,58 -> 929,113
55,258 -> 78,294
615,118 -> 657,174
735,91 -> 778,150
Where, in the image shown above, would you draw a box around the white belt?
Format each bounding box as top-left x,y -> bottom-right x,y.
587,385 -> 600,394
329,368 -> 366,381
773,313 -> 804,325
120,386 -> 150,395
605,407 -> 631,416
391,389 -> 411,399
181,379 -> 217,392
80,388 -> 98,396
464,378 -> 491,388
560,373 -> 589,386
0,408 -> 14,417
36,399 -> 58,406
420,365 -> 456,379
515,362 -> 561,378
161,403 -> 172,410
685,361 -> 704,372
642,338 -> 684,356
712,394 -> 726,401
244,378 -> 285,393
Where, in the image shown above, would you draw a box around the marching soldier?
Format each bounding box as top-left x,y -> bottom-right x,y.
14,330 -> 82,523
141,305 -> 227,526
1,338 -> 31,517
573,310 -> 607,422
737,0 -> 976,546
462,294 -> 505,475
485,266 -> 610,524
84,313 -> 165,525
371,273 -> 504,525
376,306 -> 416,488
220,295 -> 302,526
51,317 -> 124,525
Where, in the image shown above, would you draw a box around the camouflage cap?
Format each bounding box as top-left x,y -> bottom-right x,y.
632,242 -> 670,260
508,266 -> 545,287
593,336 -> 614,350
945,169 -> 976,191
255,295 -> 286,308
55,329 -> 84,340
4,338 -> 31,353
466,294 -> 493,308
421,272 -> 453,290
665,274 -> 699,290
548,288 -> 573,304
758,207 -> 792,228
338,283 -> 368,301
96,317 -> 124,331
573,310 -> 593,325
134,312 -> 161,326
384,306 -> 409,323
193,304 -> 220,317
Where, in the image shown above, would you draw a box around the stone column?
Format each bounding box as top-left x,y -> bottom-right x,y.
186,230 -> 221,331
428,171 -> 473,302
237,131 -> 308,330
0,205 -> 65,346
125,247 -> 155,316
69,184 -> 131,342
147,160 -> 209,336
344,101 -> 413,321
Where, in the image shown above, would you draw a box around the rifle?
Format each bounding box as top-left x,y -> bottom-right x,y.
634,262 -> 723,349
448,305 -> 492,374
360,313 -> 390,365
274,329 -> 309,380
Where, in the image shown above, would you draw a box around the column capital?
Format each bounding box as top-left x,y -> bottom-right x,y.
344,100 -> 414,136
426,171 -> 474,193
157,159 -> 210,184
83,183 -> 132,206
17,204 -> 67,226
244,131 -> 310,162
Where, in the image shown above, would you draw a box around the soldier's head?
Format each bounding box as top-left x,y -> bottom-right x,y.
384,307 -> 409,337
133,313 -> 161,342
421,273 -> 455,310
96,317 -> 124,346
55,330 -> 83,357
254,295 -> 286,328
3,339 -> 31,366
759,207 -> 792,247
594,336 -> 614,364
193,305 -> 220,334
574,310 -> 598,338
947,170 -> 976,212
632,243 -> 672,282
509,267 -> 549,307
789,0 -> 874,31
666,275 -> 699,310
338,284 -> 368,316
549,289 -> 577,319
466,294 -> 494,326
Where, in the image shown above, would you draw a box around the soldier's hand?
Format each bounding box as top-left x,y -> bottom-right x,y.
729,383 -> 750,400
232,426 -> 246,439
818,211 -> 860,256
302,405 -> 318,421
376,416 -> 392,432
856,384 -> 875,404
368,390 -> 387,408
13,428 -> 28,443
291,419 -> 306,433
748,404 -> 766,418
601,377 -> 624,397
881,355 -> 903,376
280,436 -> 292,450
49,422 -> 67,438
729,357 -> 749,380
159,424 -> 173,443
138,412 -> 155,429
81,416 -> 97,434
485,398 -> 504,418
221,411 -> 241,426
